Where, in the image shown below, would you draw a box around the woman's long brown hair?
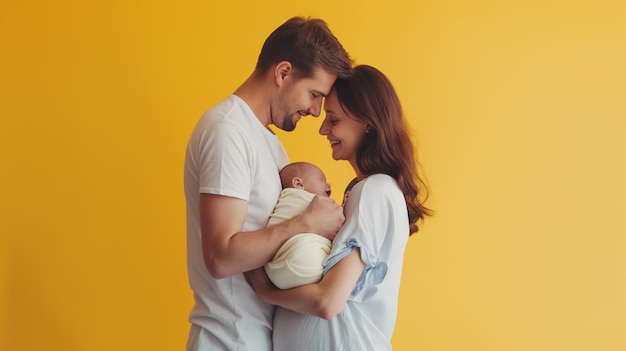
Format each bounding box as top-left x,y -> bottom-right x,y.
334,65 -> 432,234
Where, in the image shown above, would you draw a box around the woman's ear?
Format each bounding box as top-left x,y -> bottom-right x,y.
274,61 -> 292,87
291,176 -> 304,189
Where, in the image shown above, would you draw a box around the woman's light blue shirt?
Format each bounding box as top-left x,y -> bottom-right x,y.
273,174 -> 410,351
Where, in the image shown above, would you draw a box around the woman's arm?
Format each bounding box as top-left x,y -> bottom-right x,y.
246,249 -> 365,320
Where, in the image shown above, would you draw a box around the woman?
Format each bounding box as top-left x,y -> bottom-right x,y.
246,65 -> 431,350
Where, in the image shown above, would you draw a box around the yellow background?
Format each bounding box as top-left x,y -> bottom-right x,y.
1,1 -> 624,350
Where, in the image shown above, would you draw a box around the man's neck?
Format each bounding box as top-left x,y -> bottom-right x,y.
233,73 -> 273,128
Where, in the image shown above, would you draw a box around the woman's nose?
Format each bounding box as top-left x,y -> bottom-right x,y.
319,119 -> 329,135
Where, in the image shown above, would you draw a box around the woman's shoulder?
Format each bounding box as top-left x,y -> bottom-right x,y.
362,174 -> 398,189
365,173 -> 394,183
354,174 -> 402,199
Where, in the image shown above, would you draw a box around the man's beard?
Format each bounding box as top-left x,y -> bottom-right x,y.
280,113 -> 297,131
272,83 -> 299,132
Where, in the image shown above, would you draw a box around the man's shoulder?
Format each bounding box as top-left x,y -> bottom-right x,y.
202,95 -> 246,121
193,96 -> 255,135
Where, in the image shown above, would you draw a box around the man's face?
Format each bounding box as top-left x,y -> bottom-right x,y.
271,67 -> 337,131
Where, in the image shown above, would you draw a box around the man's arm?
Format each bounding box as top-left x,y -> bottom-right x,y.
201,193 -> 343,279
245,249 -> 365,320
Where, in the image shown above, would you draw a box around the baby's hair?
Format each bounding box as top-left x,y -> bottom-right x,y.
279,162 -> 316,189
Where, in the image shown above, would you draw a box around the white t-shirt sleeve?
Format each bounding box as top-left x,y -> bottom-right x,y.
197,119 -> 252,201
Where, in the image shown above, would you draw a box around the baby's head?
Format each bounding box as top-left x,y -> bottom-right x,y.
279,162 -> 331,197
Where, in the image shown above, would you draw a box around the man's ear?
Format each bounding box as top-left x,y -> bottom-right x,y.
291,176 -> 304,189
274,61 -> 292,87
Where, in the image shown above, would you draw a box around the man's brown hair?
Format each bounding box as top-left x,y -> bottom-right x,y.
256,17 -> 352,79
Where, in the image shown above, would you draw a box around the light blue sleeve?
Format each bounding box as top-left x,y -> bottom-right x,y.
323,175 -> 401,302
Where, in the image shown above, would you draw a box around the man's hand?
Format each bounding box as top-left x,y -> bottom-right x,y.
301,195 -> 344,241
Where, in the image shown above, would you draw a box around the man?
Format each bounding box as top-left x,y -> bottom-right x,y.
184,17 -> 351,350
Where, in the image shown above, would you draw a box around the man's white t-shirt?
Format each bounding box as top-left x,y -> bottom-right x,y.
184,95 -> 289,351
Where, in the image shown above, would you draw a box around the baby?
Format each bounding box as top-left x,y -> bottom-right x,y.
264,162 -> 334,289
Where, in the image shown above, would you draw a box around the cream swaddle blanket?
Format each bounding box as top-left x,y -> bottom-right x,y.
264,188 -> 332,289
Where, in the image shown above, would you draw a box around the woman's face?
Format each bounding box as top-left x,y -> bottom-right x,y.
319,90 -> 368,170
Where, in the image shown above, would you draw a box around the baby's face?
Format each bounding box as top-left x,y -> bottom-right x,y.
302,168 -> 331,197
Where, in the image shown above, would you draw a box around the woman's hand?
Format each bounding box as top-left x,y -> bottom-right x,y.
244,267 -> 275,302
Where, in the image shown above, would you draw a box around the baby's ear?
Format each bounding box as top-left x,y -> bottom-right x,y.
292,177 -> 304,189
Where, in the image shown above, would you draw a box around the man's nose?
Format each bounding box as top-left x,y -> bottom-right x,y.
308,99 -> 322,117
